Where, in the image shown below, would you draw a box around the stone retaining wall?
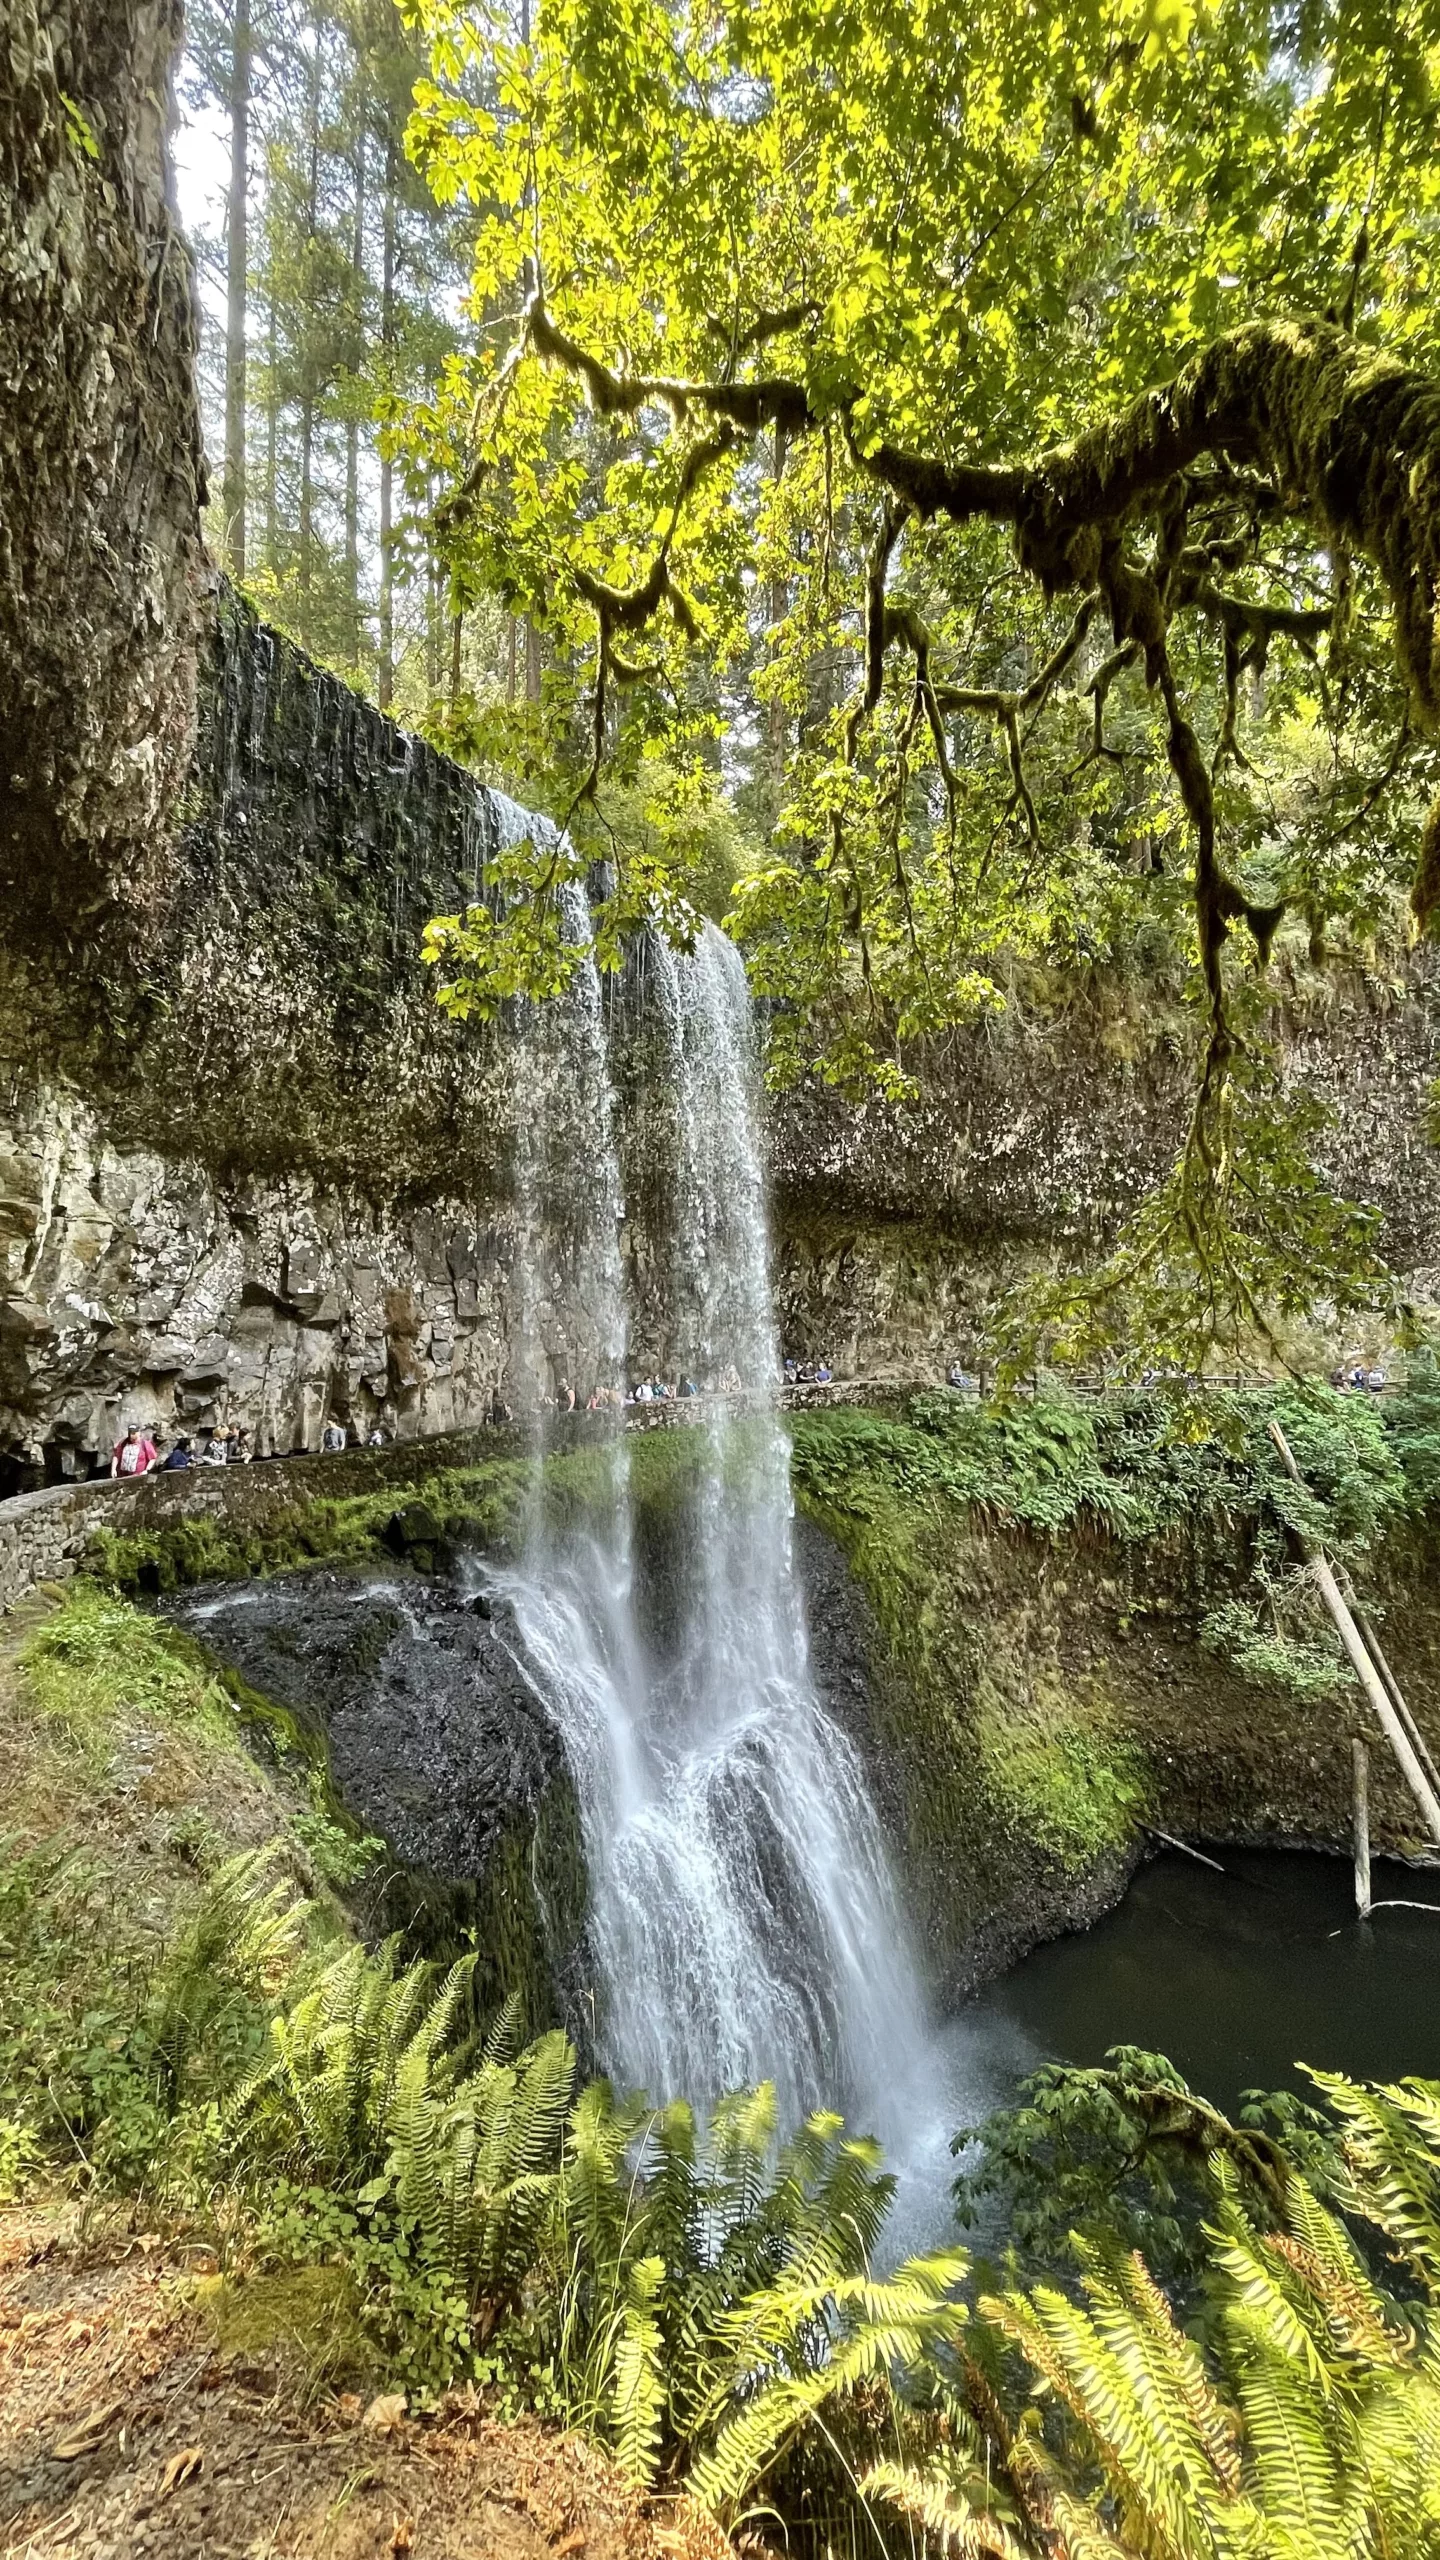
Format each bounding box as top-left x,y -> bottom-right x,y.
0,1431 -> 495,1613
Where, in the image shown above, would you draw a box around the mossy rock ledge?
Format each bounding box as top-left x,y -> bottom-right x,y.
795,1500 -> 1440,2004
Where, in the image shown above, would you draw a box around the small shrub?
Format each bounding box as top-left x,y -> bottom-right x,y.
1390,1345 -> 1440,1512
1199,1594 -> 1345,1698
292,1795 -> 385,1888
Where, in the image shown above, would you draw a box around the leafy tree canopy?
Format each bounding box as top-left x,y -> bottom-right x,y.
400,0 -> 1440,1369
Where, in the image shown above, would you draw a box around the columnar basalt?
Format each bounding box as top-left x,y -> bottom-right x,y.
0,596 -> 603,1486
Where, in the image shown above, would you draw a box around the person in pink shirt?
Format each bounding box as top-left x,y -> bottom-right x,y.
111,1424 -> 158,1478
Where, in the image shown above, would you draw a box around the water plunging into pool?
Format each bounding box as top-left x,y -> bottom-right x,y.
477,871 -> 939,2155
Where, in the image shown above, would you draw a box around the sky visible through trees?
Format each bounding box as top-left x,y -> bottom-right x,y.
176,0 -> 482,717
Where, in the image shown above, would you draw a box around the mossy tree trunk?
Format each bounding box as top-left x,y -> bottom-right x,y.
0,0 -> 206,951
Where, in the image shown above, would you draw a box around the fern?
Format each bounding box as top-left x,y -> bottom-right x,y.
1308,2071 -> 1440,2299
686,2249 -> 971,2520
201,1919 -> 1440,2560
861,2456 -> 1036,2560
147,1843 -> 306,2109
613,2253 -> 667,2485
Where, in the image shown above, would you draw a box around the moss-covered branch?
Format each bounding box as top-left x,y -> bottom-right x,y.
526,301 -> 1440,923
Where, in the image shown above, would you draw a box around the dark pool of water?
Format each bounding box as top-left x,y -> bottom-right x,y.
964,1847 -> 1440,2115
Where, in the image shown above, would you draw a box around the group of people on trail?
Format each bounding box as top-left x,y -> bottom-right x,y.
111,1423 -> 253,1477
1333,1358 -> 1388,1395
783,1356 -> 834,1386
321,1416 -> 394,1452
514,1365 -> 768,1414
107,1410 -> 401,1478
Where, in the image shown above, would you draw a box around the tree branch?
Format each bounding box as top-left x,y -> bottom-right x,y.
523,298 -> 1440,925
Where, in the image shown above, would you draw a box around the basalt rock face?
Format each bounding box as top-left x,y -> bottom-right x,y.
0,594 -> 604,1489
770,966 -> 1440,1377
173,1562 -> 592,2034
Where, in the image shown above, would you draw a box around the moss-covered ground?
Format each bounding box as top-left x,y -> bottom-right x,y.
0,1582 -> 367,2204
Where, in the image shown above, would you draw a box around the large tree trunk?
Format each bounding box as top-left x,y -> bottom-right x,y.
296,12 -> 322,643
377,127 -> 396,710
345,116 -> 365,671
299,395 -> 315,622
264,285 -> 278,570
224,0 -> 250,580
0,0 -> 206,946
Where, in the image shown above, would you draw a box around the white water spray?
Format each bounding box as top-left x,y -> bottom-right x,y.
485,897 -> 944,2159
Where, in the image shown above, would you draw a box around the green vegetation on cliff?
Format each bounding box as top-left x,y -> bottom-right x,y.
789,1378 -> 1437,1961
790,1380 -> 1407,1559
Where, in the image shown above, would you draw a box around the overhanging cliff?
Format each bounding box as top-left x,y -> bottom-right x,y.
2,587 -> 1438,1486
1,3 -> 1436,1484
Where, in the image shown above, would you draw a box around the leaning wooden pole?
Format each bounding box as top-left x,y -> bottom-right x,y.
1268,1421 -> 1440,1850
1352,1738 -> 1372,1917
1346,1588 -> 1440,1799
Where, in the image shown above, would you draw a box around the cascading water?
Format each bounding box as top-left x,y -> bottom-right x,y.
486,793 -> 629,1421
482,876 -> 948,2167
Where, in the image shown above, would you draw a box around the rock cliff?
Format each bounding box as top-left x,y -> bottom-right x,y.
2,586 -> 1437,1487
0,594 -> 594,1485
771,962 -> 1440,1376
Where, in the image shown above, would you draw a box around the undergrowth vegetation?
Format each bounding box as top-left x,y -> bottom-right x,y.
8,1537 -> 1440,2553
7,1827 -> 1440,2558
790,1377 -> 1409,1557
791,1373 -> 1430,1706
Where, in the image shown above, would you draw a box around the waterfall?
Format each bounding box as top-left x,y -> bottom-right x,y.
478,869 -> 942,2158
487,792 -> 628,1419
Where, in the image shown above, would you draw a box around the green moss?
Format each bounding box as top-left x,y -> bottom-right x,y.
20,1582 -> 240,1763
974,1676 -> 1147,1864
368,1768 -> 589,2040
81,1447 -> 646,1599
471,1777 -> 589,2040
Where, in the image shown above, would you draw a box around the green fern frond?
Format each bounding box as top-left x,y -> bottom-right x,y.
1113,2249 -> 1242,2494
613,2253 -> 667,2487
1208,2207 -> 1334,2397
1228,2350 -> 1346,2556
1346,2368 -> 1440,2547
985,2280 -> 1239,2560
481,1989 -> 526,2066
861,2456 -> 1035,2558
1307,2073 -> 1440,2297
686,2250 -> 969,2517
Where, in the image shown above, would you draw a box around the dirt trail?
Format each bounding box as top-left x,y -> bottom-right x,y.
0,2213 -> 731,2560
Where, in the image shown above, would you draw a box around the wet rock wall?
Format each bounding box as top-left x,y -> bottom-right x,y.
770,963 -> 1440,1376
0,593 -> 582,1488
